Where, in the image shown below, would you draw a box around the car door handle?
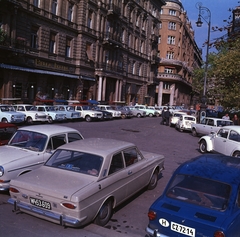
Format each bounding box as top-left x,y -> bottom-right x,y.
128,170 -> 132,175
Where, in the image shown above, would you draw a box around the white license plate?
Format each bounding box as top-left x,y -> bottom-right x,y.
30,197 -> 51,210
171,221 -> 195,237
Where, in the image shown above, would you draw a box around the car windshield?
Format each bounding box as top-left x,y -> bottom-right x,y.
45,149 -> 103,176
9,130 -> 47,152
46,106 -> 56,112
0,106 -> 15,112
82,105 -> 91,110
166,174 -> 231,211
27,106 -> 37,111
184,117 -> 195,121
106,106 -> 113,110
217,120 -> 233,126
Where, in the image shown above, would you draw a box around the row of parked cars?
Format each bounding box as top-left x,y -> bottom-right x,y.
1,105 -> 240,236
0,104 -> 163,124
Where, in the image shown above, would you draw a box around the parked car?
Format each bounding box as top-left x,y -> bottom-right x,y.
14,104 -> 48,124
125,106 -> 146,118
112,106 -> 133,119
170,111 -> 187,127
97,105 -> 121,118
146,154 -> 240,237
73,104 -> 103,122
0,105 -> 25,123
191,117 -> 233,137
91,106 -> 113,120
54,105 -> 81,120
8,138 -> 164,227
134,105 -> 159,117
0,122 -> 18,146
0,125 -> 84,191
35,105 -> 67,123
199,125 -> 240,157
175,114 -> 196,132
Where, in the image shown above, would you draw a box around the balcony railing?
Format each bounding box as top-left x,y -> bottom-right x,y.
158,73 -> 191,86
160,58 -> 183,67
107,3 -> 121,16
0,36 -> 27,51
95,62 -> 123,73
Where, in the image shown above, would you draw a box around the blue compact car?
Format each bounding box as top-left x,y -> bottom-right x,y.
146,154 -> 240,237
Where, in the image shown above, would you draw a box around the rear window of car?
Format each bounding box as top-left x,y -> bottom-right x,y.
166,175 -> 230,211
45,149 -> 103,176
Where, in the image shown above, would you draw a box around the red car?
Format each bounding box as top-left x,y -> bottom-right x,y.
0,122 -> 18,146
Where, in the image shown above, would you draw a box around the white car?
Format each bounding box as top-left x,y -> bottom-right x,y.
175,114 -> 196,132
14,104 -> 48,124
134,105 -> 159,117
36,105 -> 67,123
54,105 -> 81,120
97,105 -> 121,118
8,138 -> 164,227
0,105 -> 25,123
74,105 -> 103,122
199,126 -> 240,157
170,111 -> 187,127
0,125 -> 84,191
191,117 -> 233,137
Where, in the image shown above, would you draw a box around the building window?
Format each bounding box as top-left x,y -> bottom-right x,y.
163,82 -> 171,90
158,36 -> 161,44
86,43 -> 93,61
166,51 -> 174,59
87,10 -> 93,29
52,0 -> 58,15
67,3 -> 73,21
160,8 -> 163,14
159,21 -> 162,29
33,0 -> 40,7
168,22 -> 176,30
49,32 -> 56,53
133,61 -> 137,75
164,68 -> 174,74
167,36 -> 175,45
169,9 -> 176,16
65,38 -> 71,58
30,26 -> 38,49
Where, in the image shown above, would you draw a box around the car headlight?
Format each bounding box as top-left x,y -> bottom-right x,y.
0,166 -> 4,177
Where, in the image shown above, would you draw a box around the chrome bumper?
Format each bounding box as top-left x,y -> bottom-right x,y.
8,198 -> 83,227
146,226 -> 169,237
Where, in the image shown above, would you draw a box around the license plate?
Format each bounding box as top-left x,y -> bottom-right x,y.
171,221 -> 195,237
30,197 -> 51,210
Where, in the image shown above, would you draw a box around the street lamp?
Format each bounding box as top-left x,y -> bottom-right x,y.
195,2 -> 211,105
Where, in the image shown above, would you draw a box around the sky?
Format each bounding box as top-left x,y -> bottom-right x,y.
180,0 -> 239,58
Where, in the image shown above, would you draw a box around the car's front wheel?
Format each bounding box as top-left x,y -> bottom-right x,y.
94,199 -> 113,226
26,116 -> 33,124
199,140 -> 207,153
233,151 -> 240,158
1,118 -> 8,123
85,115 -> 92,122
136,113 -> 141,118
149,113 -> 153,117
192,128 -> 198,137
48,116 -> 53,124
147,170 -> 158,190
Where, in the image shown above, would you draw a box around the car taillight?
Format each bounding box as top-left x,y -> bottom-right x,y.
62,203 -> 76,209
9,187 -> 20,193
148,210 -> 157,220
214,231 -> 225,237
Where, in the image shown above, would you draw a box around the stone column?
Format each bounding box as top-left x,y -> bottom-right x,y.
102,76 -> 106,101
158,81 -> 163,106
115,79 -> 119,101
170,83 -> 175,106
97,76 -> 103,101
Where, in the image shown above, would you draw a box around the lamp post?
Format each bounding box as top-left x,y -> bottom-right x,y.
196,2 -> 211,120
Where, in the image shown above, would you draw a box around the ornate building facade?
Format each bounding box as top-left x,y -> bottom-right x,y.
157,0 -> 202,107
0,0 -> 166,105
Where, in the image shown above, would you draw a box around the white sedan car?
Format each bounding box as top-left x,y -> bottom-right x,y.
8,138 -> 164,227
199,125 -> 240,157
0,125 -> 83,191
170,111 -> 187,127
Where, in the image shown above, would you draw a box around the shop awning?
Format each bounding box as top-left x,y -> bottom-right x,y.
0,63 -> 79,79
80,75 -> 95,81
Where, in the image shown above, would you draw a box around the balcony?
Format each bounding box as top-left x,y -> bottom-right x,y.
103,32 -> 122,47
107,3 -> 121,16
160,58 -> 183,67
158,73 -> 191,86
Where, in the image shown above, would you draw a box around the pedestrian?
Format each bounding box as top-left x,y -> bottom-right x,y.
222,113 -> 230,120
232,114 -> 239,125
164,107 -> 171,126
160,107 -> 166,125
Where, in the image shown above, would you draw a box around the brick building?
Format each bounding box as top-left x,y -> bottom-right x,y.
157,0 -> 202,107
0,0 -> 166,105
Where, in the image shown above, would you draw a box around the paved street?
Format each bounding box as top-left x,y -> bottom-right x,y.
0,117 -> 200,237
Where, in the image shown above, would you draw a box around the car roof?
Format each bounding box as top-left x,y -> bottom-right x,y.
221,125 -> 240,131
177,154 -> 240,184
18,125 -> 80,135
58,138 -> 135,157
